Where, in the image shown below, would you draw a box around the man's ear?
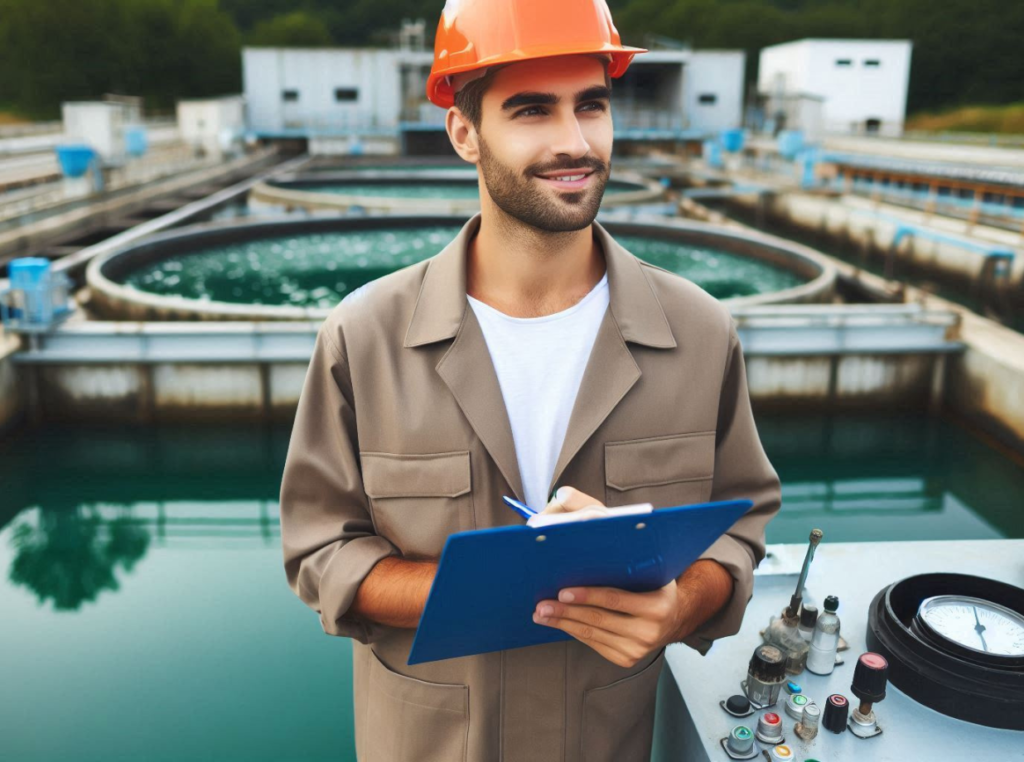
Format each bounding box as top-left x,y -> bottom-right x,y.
445,107 -> 480,164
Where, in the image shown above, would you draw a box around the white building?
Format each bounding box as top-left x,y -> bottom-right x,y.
62,98 -> 142,166
176,96 -> 246,159
242,45 -> 746,153
758,39 -> 913,137
680,50 -> 746,133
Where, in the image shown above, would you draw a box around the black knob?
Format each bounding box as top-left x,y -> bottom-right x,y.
725,694 -> 751,715
851,652 -> 889,704
822,693 -> 849,733
748,644 -> 787,682
823,595 -> 839,613
799,604 -> 819,629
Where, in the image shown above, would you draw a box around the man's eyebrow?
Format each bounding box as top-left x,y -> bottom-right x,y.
501,92 -> 558,111
500,85 -> 612,112
576,85 -> 612,103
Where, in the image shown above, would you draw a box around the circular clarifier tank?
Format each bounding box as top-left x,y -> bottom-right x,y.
87,216 -> 836,321
249,169 -> 666,214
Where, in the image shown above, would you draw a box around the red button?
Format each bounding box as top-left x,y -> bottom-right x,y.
764,713 -> 781,724
860,653 -> 888,670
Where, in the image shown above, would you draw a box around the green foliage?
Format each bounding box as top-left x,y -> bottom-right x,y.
907,103 -> 1024,135
0,0 -> 1020,120
248,11 -> 333,47
0,0 -> 240,118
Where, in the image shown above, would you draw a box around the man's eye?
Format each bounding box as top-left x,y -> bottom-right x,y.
513,103 -> 606,118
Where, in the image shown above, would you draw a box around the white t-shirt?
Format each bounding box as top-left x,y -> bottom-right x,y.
467,271 -> 610,512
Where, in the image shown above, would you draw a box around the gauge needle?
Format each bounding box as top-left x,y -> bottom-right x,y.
973,606 -> 988,652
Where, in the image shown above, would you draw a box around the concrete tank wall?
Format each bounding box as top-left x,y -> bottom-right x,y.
738,192 -> 1024,288
32,362 -> 308,422
20,351 -> 945,426
715,193 -> 1024,452
0,332 -> 23,434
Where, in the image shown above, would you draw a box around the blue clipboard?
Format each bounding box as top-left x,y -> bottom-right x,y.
407,498 -> 753,665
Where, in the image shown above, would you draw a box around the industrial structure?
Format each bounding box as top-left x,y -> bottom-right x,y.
242,43 -> 746,152
757,39 -> 913,138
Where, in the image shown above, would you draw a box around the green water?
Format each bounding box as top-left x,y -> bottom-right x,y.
121,227 -> 806,307
2,412 -> 1022,760
286,179 -> 642,199
617,235 -> 804,300
124,227 -> 462,309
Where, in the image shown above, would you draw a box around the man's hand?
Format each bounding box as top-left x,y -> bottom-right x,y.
533,580 -> 684,668
532,487 -> 735,668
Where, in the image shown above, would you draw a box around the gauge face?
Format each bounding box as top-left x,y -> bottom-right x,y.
918,595 -> 1024,658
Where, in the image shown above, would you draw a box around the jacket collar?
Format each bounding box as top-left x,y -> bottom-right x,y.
403,212 -> 677,349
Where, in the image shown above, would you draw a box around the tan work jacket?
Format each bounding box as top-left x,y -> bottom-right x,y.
280,213 -> 781,762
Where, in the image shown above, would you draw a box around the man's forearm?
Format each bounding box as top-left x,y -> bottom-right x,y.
671,559 -> 735,643
349,556 -> 438,629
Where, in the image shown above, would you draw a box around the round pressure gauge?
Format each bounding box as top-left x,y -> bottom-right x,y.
866,573 -> 1024,730
913,595 -> 1024,666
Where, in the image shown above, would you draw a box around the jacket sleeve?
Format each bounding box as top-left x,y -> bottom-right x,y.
280,320 -> 399,643
682,320 -> 781,655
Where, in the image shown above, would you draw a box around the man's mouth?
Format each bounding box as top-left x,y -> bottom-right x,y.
535,169 -> 595,190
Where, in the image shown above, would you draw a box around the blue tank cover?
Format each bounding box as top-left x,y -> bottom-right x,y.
720,128 -> 745,153
55,145 -> 97,178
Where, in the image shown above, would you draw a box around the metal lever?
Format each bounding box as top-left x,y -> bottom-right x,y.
785,529 -> 823,620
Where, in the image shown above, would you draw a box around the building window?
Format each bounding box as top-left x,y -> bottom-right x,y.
698,93 -> 717,105
864,59 -> 881,68
335,88 -> 359,102
835,59 -> 852,67
282,90 -> 299,103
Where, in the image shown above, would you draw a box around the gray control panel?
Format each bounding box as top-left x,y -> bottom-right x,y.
652,539 -> 1024,762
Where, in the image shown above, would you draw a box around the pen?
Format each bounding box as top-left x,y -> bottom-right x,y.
502,495 -> 537,520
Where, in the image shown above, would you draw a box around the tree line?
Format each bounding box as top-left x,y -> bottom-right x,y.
0,0 -> 1020,119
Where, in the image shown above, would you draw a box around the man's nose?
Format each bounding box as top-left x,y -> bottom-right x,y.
548,110 -> 592,159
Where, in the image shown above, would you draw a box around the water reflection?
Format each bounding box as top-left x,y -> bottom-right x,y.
1,413 -> 1020,574
758,412 -> 1019,542
9,507 -> 150,610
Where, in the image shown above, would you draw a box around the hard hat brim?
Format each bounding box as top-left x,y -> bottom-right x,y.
427,44 -> 647,109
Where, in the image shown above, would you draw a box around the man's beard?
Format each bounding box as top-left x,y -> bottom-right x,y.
477,136 -> 609,233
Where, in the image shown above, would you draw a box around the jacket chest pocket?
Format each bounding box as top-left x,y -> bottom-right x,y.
361,451 -> 472,560
604,432 -> 715,509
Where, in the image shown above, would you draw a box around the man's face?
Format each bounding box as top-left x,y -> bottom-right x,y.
474,56 -> 613,233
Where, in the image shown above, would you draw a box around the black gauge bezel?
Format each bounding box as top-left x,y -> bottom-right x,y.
866,572 -> 1024,730
912,594 -> 1024,667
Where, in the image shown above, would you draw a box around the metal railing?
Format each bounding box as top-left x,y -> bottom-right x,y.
11,305 -> 964,365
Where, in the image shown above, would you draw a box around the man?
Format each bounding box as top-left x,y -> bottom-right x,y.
279,1 -> 781,760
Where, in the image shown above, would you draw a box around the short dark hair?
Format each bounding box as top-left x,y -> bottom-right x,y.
453,66 -> 504,130
453,59 -> 612,131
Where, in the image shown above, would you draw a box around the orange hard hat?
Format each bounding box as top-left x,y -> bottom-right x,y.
426,0 -> 647,108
